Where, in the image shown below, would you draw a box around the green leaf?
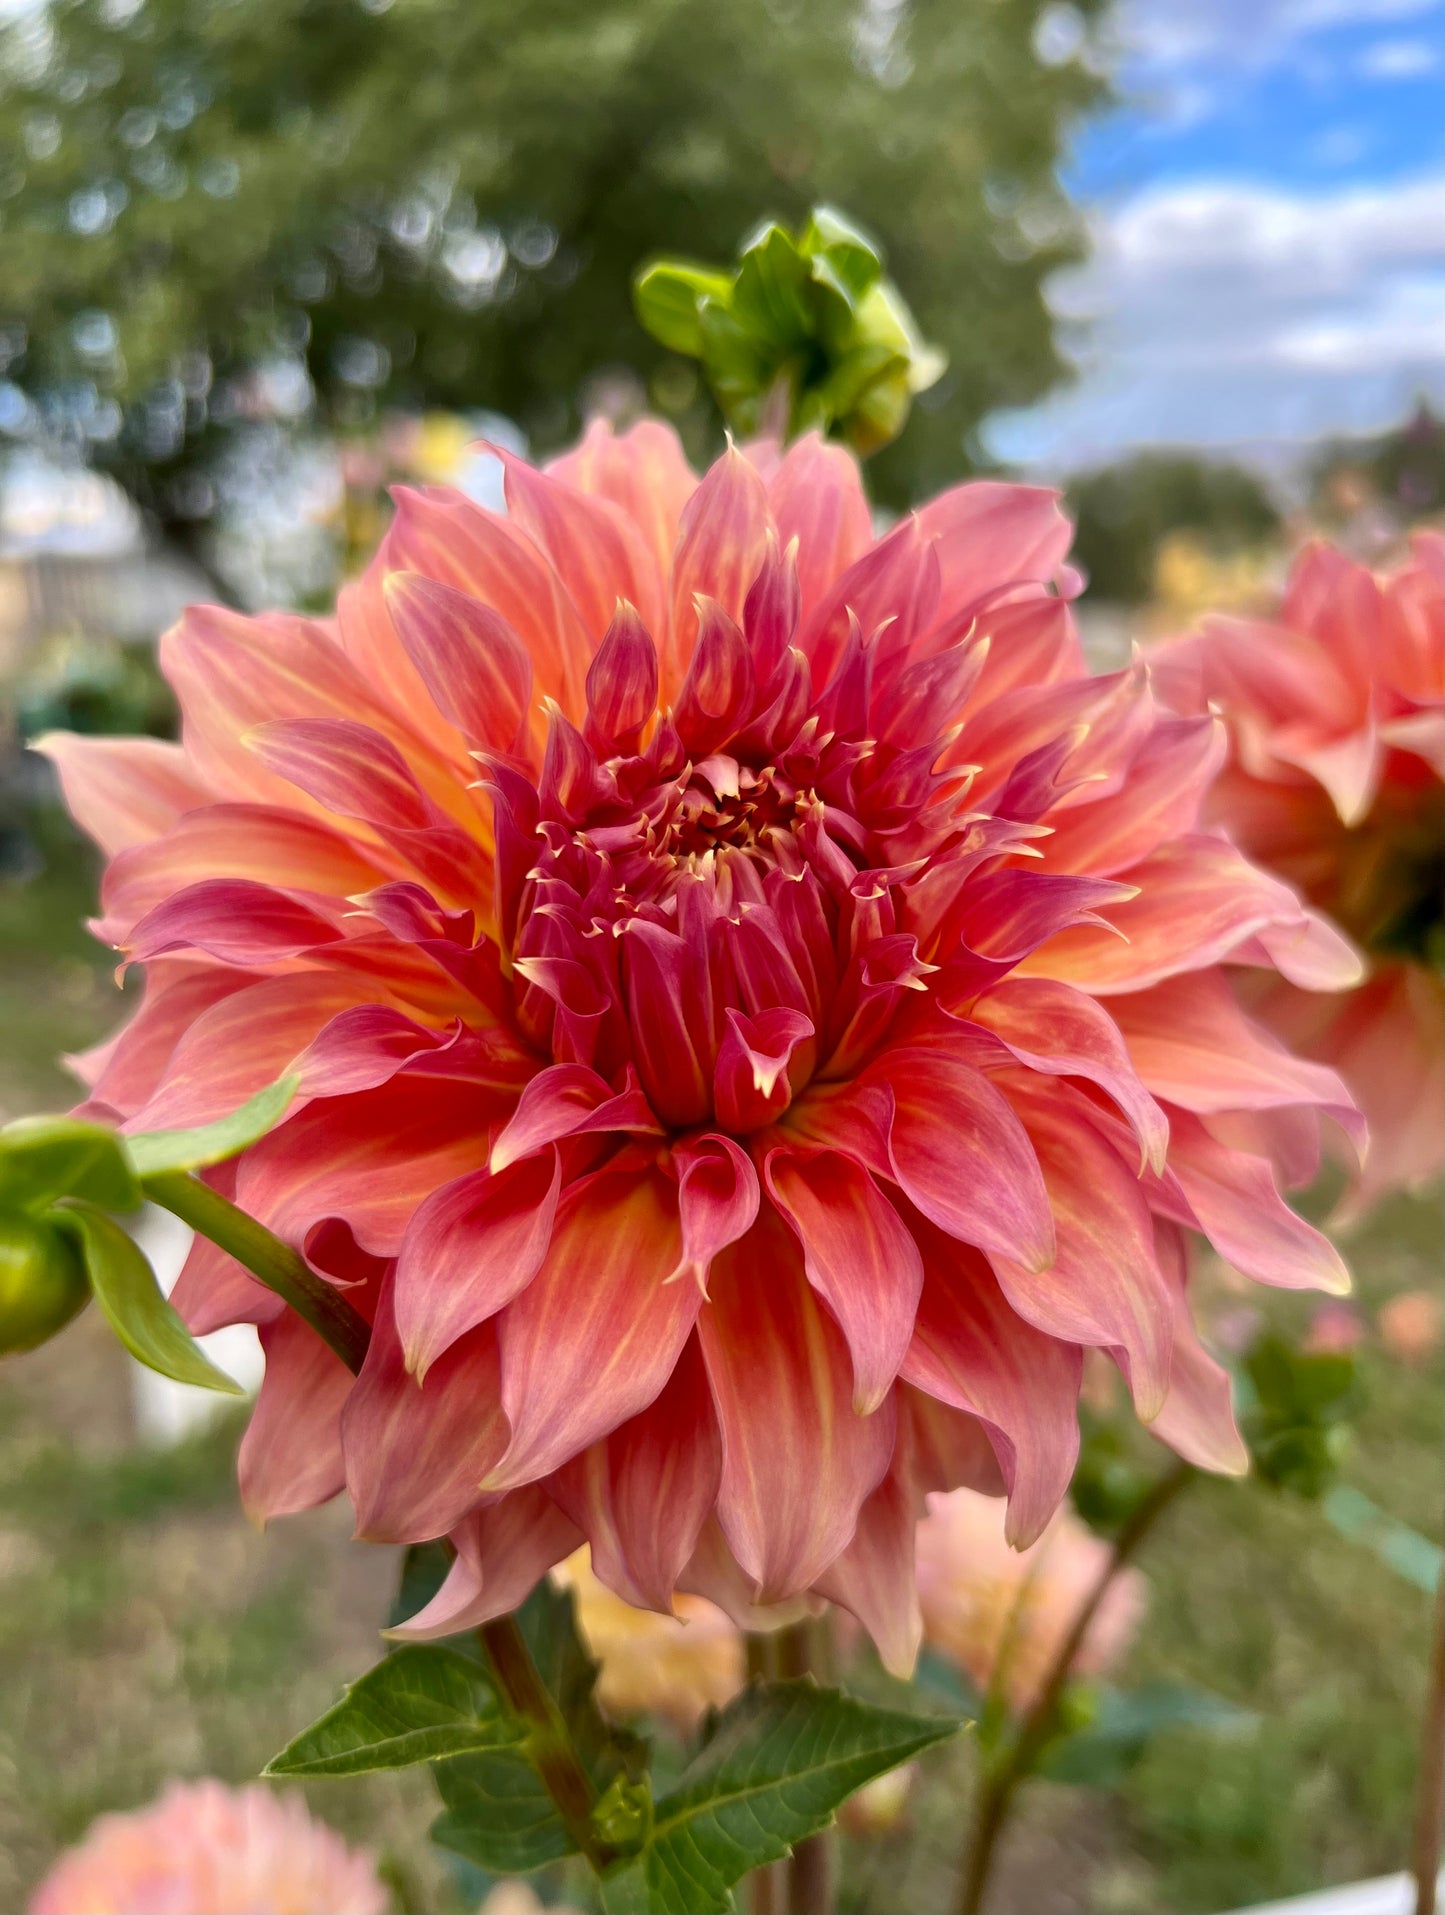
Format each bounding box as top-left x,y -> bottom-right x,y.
0,1116 -> 140,1213
60,1200 -> 244,1394
125,1073 -> 300,1178
265,1645 -> 520,1776
641,1681 -> 961,1913
431,1749 -> 578,1874
633,262 -> 733,356
1038,1683 -> 1257,1788
599,1861 -> 650,1913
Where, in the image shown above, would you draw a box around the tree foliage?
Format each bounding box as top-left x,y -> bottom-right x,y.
1066,450 -> 1281,605
0,0 -> 1107,545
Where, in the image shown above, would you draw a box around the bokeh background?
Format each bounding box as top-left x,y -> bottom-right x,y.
0,1 -> 1441,1909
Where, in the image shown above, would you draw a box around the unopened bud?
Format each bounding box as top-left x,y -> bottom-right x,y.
0,1211 -> 90,1356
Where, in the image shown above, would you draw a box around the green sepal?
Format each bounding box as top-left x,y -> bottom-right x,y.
633,262 -> 733,356
1037,1682 -> 1257,1788
0,1209 -> 92,1354
58,1199 -> 243,1394
0,1115 -> 140,1214
638,1680 -> 963,1913
126,1073 -> 300,1178
265,1645 -> 521,1777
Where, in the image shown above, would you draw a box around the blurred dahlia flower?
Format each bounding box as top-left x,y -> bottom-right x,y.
553,1546 -> 745,1732
915,1488 -> 1145,1715
28,1779 -> 386,1915
1153,534 -> 1443,1215
44,425 -> 1361,1674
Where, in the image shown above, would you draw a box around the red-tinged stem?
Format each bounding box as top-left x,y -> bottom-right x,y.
955,1460 -> 1196,1915
477,1614 -> 614,1874
143,1172 -> 617,1879
778,1618 -> 836,1915
1412,1573 -> 1445,1915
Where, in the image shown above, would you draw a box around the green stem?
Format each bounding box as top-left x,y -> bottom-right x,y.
142,1169 -> 371,1374
955,1460 -> 1196,1915
778,1618 -> 836,1915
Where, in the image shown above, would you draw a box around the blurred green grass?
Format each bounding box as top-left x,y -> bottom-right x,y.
0,800 -> 1440,1913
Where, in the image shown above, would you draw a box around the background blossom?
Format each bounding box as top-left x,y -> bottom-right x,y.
27,1779 -> 386,1915
1153,534 -> 1444,1215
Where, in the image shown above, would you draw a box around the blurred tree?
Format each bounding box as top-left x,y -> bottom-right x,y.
1066,451 -> 1281,605
0,0 -> 1107,590
1309,399 -> 1445,528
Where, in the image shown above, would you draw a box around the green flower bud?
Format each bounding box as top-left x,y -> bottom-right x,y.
0,1211 -> 90,1356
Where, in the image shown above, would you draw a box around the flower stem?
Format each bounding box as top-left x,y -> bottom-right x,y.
476,1615 -> 615,1874
143,1172 -> 616,1881
955,1460 -> 1196,1915
141,1169 -> 371,1374
1412,1571 -> 1445,1915
778,1618 -> 836,1915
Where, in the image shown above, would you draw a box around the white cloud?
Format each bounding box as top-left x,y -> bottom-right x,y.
1358,34 -> 1441,74
985,173 -> 1445,469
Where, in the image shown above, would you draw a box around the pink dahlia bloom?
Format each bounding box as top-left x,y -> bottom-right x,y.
915,1487 -> 1145,1715
28,1779 -> 386,1915
1153,533 -> 1443,1215
44,425 -> 1361,1674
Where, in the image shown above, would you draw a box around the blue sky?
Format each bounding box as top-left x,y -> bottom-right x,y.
989,0 -> 1445,471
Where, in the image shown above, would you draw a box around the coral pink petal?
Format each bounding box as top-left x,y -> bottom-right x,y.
671,1134 -> 760,1290
551,1337 -> 723,1613
546,418 -> 696,587
871,1048 -> 1054,1270
766,434 -> 873,626
391,1488 -> 582,1640
237,1076 -> 502,1258
765,1148 -> 922,1413
35,731 -> 212,856
497,446 -> 663,639
239,1314 -> 353,1522
1167,1110 -> 1350,1293
917,480 -> 1074,608
966,975 -> 1168,1172
1110,970 -> 1364,1150
394,1153 -> 561,1377
384,571 -> 534,755
812,1447 -> 922,1679
903,1227 -> 1081,1547
489,1062 -> 661,1173
343,1289 -> 508,1543
667,446 -> 771,689
488,1170 -> 701,1490
1147,1223 -> 1249,1474
698,1213 -> 896,1601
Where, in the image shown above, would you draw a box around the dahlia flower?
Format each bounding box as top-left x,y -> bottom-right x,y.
1153,533 -> 1443,1216
914,1488 -> 1145,1715
43,424 -> 1361,1675
28,1780 -> 386,1915
552,1546 -> 745,1732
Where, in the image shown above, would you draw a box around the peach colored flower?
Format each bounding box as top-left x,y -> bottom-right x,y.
552,1547 -> 745,1733
43,424 -> 1360,1675
1378,1288 -> 1444,1366
915,1489 -> 1145,1715
28,1780 -> 386,1915
1153,533 -> 1443,1216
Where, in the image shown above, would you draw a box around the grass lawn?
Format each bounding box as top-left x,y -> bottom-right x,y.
0,801 -> 1440,1912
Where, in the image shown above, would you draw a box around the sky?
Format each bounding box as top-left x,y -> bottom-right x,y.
986,0 -> 1445,472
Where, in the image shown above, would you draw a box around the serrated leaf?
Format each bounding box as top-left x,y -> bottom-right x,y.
633,262 -> 733,356
125,1073 -> 300,1178
431,1749 -> 577,1874
59,1200 -> 244,1394
1039,1683 -> 1257,1788
0,1116 -> 140,1213
265,1646 -> 519,1776
642,1681 -> 961,1913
